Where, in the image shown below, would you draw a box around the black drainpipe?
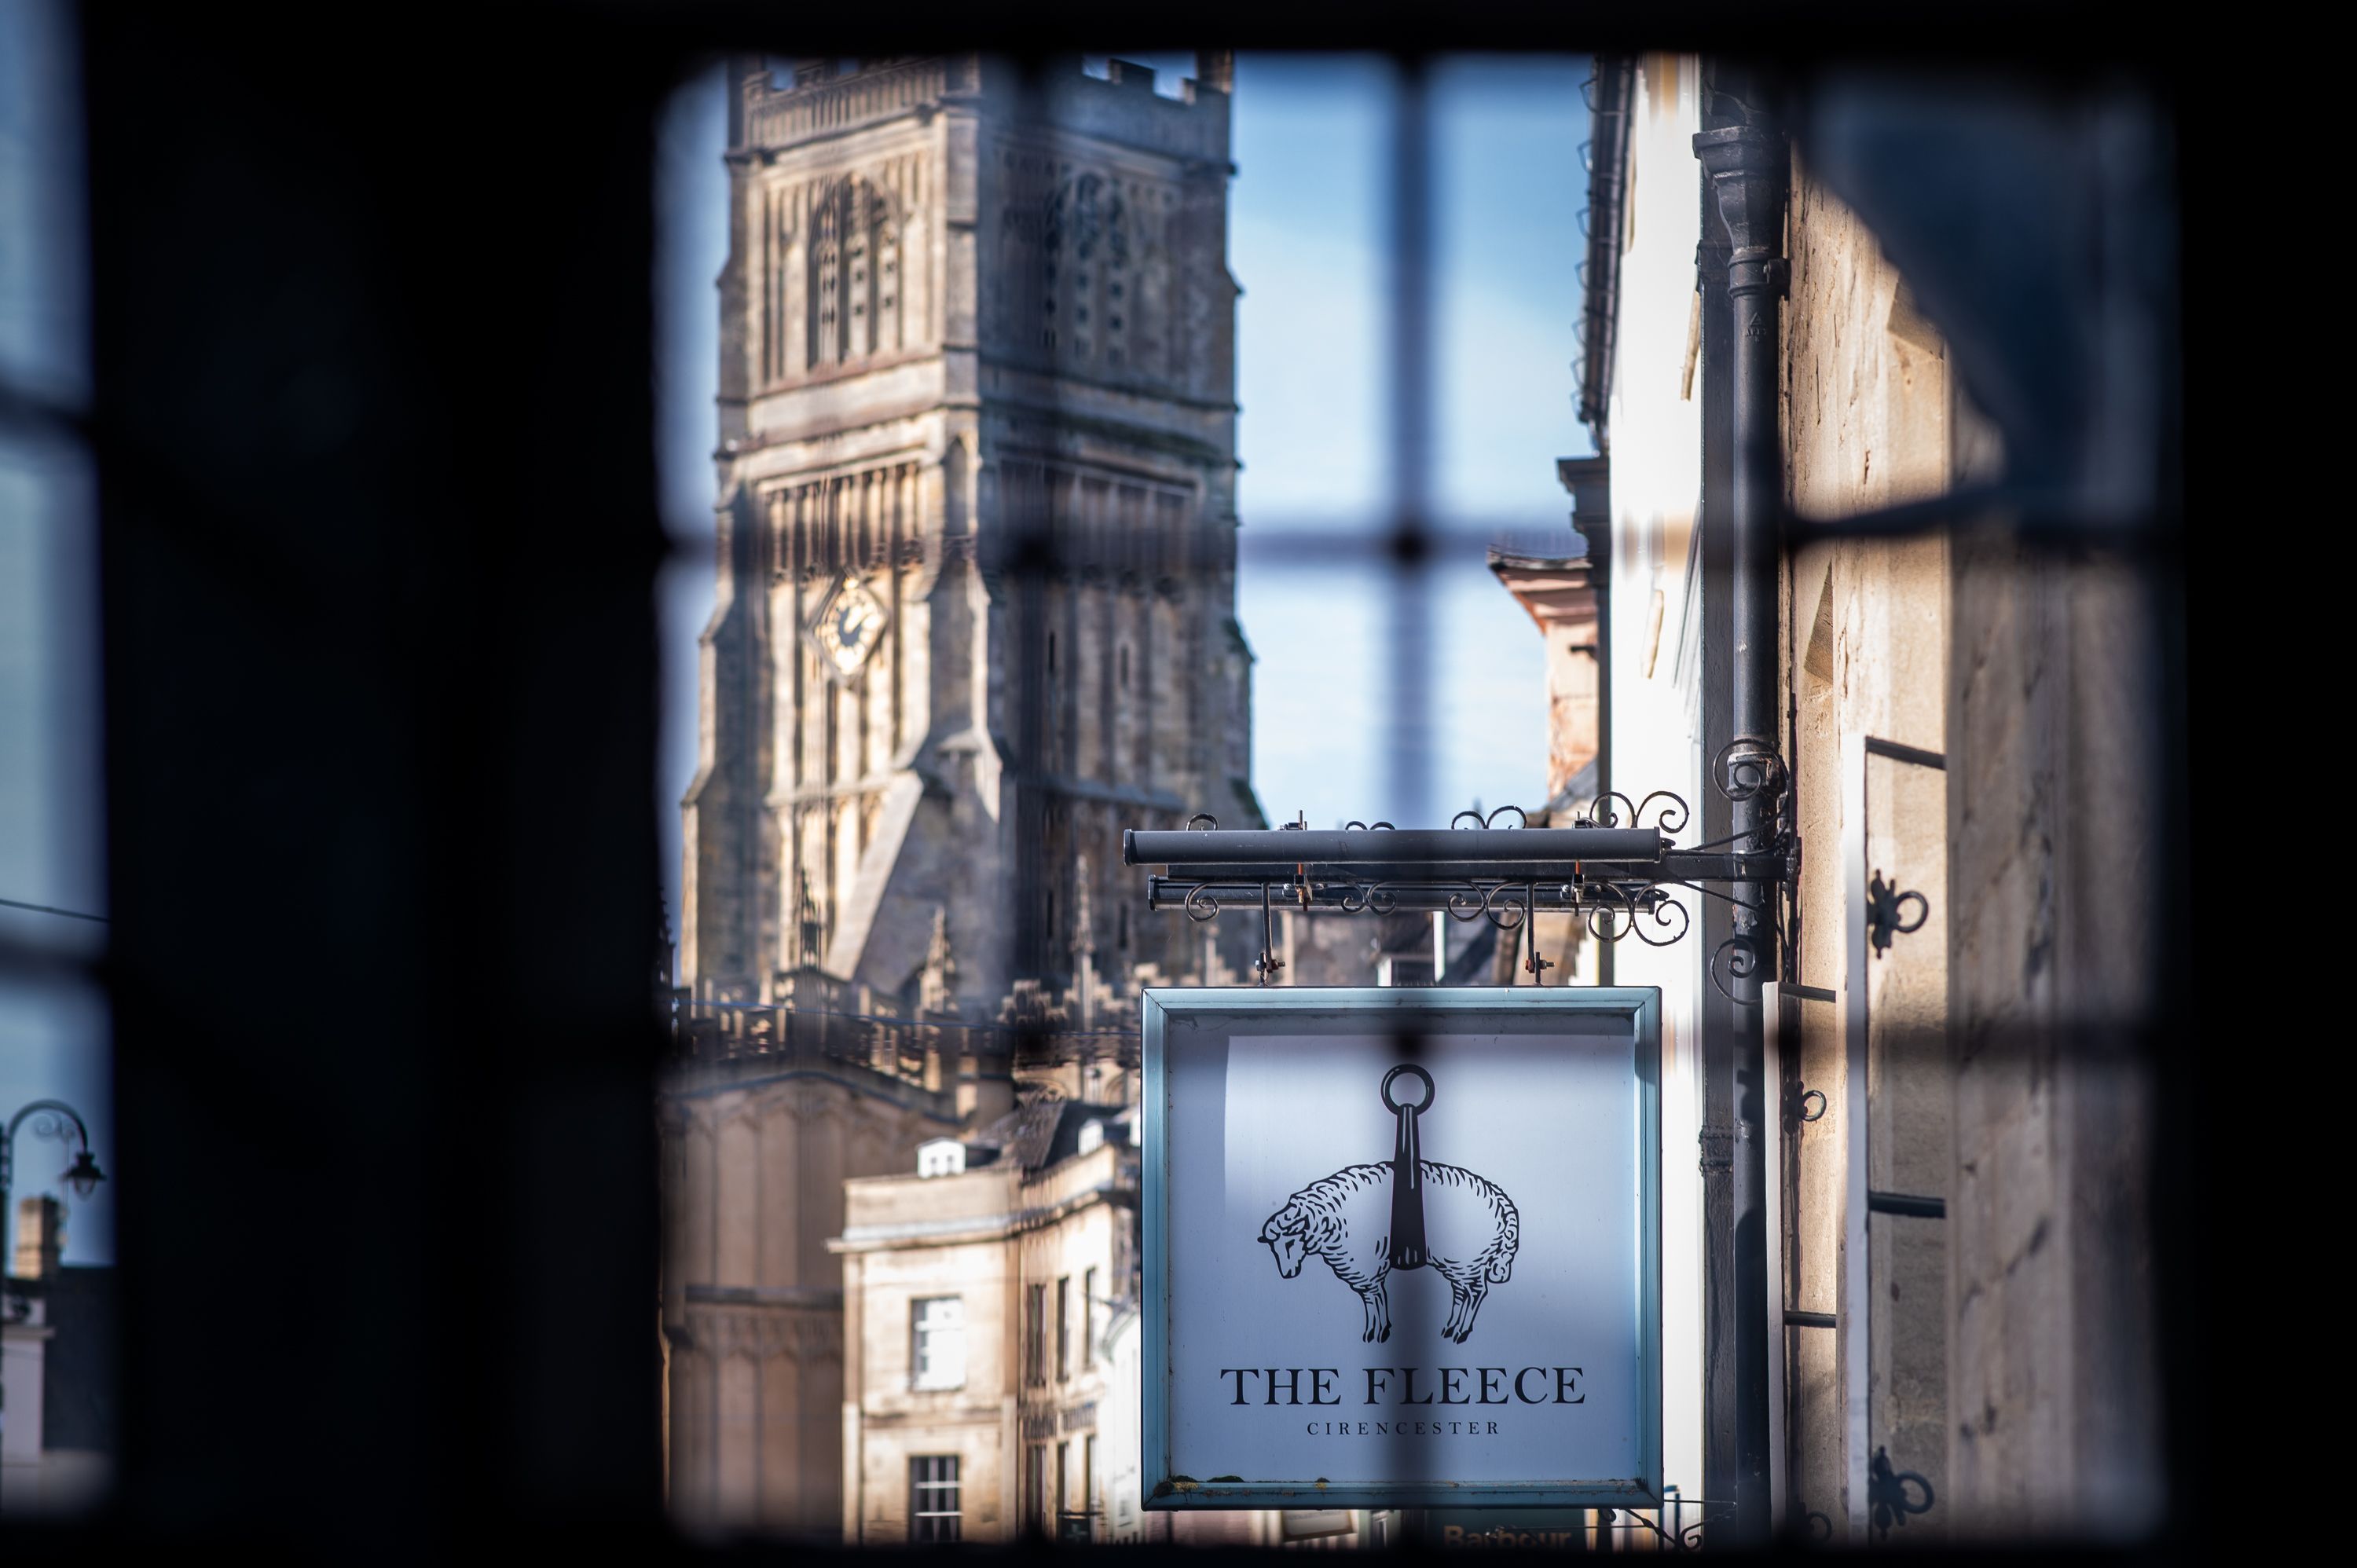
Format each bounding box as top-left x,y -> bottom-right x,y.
1577,57 -> 1636,442
1694,89 -> 1788,1547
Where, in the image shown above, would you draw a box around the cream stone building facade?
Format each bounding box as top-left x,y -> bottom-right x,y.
831,1091 -> 1135,1543
831,1073 -> 1371,1548
660,977 -> 974,1536
661,52 -> 1265,1541
680,51 -> 1261,1020
1583,53 -> 2166,1544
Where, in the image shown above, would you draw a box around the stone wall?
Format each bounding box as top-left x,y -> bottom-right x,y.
685,53 -> 1256,1017
838,1164 -> 1020,1542
1945,523 -> 2162,1539
1774,150 -> 2162,1544
1778,156 -> 1956,1542
661,1061 -> 959,1535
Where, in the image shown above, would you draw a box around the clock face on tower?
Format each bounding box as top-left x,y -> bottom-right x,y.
815,577 -> 887,678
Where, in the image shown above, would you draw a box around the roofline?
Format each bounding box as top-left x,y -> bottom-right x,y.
1577,57 -> 1637,446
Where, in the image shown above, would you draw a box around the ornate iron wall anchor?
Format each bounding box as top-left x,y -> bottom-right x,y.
1868,1447 -> 1935,1539
1864,870 -> 1929,958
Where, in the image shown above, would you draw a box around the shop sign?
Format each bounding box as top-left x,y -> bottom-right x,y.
1142,987 -> 1662,1510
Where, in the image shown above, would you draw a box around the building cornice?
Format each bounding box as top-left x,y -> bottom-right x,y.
830,1177 -> 1135,1255
658,1061 -> 962,1123
686,1284 -> 843,1311
724,359 -> 1236,464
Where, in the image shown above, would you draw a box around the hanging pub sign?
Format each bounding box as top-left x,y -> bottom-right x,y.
1142,987 -> 1662,1511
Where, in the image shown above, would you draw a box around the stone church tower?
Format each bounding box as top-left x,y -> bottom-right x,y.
682,53 -> 1263,1017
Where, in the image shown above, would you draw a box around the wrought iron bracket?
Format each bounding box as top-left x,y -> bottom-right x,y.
1596,1496 -> 1716,1551
1127,793 -> 1803,980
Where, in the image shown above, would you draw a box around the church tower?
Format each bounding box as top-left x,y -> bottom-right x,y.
683,53 -> 1263,1015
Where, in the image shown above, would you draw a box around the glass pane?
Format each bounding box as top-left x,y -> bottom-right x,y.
913,1297 -> 966,1390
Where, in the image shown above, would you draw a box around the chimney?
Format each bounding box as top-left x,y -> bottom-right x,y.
1490,467 -> 1608,803
14,1195 -> 65,1279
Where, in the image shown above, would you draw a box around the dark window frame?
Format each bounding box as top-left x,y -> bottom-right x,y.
911,1454 -> 962,1542
1025,1281 -> 1047,1387
1055,1275 -> 1071,1382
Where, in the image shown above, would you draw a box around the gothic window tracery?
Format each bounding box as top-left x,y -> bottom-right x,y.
769,462 -> 922,583
1043,170 -> 1133,372
807,176 -> 905,370
814,194 -> 841,364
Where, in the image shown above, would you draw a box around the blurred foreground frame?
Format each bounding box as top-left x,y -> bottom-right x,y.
27,0 -> 2195,1558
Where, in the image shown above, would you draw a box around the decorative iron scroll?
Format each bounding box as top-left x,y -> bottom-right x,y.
1139,789 -> 1805,989
1584,789 -> 1689,835
1145,796 -> 1726,984
1710,934 -> 1763,999
1712,735 -> 1787,807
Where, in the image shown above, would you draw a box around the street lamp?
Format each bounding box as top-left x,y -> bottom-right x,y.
2,1098 -> 107,1269
62,1149 -> 105,1202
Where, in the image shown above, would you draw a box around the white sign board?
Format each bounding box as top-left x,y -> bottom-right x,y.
1142,987 -> 1662,1511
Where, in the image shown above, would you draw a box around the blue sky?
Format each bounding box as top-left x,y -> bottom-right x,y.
656,53 -> 1593,896
1224,53 -> 1593,828
0,49 -> 1595,1265
2,0 -> 114,1266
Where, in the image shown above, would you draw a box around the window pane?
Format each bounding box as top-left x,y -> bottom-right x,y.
1083,1266 -> 1100,1365
912,1295 -> 966,1390
1025,1284 -> 1046,1387
911,1454 -> 960,1541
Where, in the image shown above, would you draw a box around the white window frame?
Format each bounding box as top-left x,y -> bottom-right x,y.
911,1295 -> 967,1391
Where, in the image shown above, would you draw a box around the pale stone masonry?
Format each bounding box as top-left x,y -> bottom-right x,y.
661,53 -> 1263,1541
831,1110 -> 1131,1544
682,52 -> 1262,1020
830,1082 -> 1308,1547
1596,53 -> 2164,1543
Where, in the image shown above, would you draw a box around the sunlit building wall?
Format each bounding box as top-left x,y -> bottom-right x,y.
1592,51 -> 2167,1542
1600,50 -> 1708,1515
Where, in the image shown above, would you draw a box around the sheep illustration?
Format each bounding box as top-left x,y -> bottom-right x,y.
1258,1158 -> 1521,1344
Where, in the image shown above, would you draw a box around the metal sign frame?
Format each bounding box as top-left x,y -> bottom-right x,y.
1141,986 -> 1663,1511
